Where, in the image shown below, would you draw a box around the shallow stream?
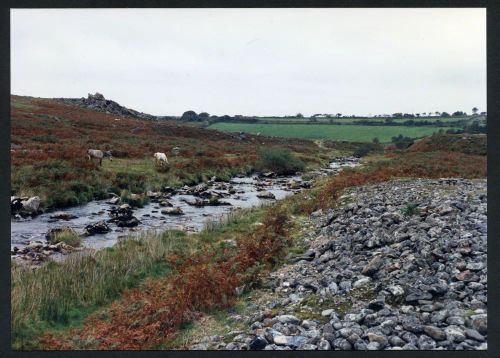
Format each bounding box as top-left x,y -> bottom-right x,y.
11,159 -> 359,251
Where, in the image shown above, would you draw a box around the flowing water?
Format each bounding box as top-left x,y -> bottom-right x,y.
11,159 -> 359,251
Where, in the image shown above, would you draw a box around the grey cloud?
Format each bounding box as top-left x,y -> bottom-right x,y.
11,8 -> 486,116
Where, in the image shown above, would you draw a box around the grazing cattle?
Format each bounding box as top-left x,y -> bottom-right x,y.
172,147 -> 180,156
154,152 -> 169,165
87,149 -> 113,166
87,149 -> 104,165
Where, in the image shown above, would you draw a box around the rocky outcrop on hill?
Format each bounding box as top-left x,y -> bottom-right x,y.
191,178 -> 487,350
58,93 -> 159,120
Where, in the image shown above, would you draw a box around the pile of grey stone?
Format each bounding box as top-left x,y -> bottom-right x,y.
193,178 -> 487,350
58,93 -> 157,120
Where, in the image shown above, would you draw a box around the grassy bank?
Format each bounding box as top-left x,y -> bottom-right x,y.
12,206 -> 275,349
11,230 -> 194,349
209,122 -> 458,142
11,95 -> 338,210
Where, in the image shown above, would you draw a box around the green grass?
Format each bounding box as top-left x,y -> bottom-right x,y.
49,228 -> 82,247
104,157 -> 257,189
209,123 -> 458,143
251,115 -> 474,124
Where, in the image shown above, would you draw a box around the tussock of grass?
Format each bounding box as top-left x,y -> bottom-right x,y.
49,228 -> 82,247
119,189 -> 149,207
401,203 -> 420,217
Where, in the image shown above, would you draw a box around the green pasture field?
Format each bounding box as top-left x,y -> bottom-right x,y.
254,116 -> 473,124
209,122 -> 458,143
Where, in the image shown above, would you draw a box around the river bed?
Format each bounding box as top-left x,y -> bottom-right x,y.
11,158 -> 359,252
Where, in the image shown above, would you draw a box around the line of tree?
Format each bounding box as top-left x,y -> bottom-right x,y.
180,111 -> 259,123
179,107 -> 483,123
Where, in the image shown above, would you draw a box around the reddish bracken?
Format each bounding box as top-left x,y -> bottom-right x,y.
39,209 -> 290,349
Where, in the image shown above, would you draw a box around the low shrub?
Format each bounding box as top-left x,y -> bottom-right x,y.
255,147 -> 305,175
353,144 -> 372,158
391,134 -> 414,149
401,203 -> 420,217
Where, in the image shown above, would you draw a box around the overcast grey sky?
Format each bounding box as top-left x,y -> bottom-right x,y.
11,8 -> 486,116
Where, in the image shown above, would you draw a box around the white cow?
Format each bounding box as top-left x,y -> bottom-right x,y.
154,152 -> 169,165
87,149 -> 104,166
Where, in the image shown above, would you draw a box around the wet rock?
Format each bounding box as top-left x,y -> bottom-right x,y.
84,220 -> 111,235
161,207 -> 184,215
116,217 -> 140,227
107,196 -> 121,205
49,211 -> 78,220
191,183 -> 209,196
260,172 -> 277,178
256,191 -> 276,200
249,336 -> 268,350
159,200 -> 173,207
